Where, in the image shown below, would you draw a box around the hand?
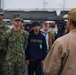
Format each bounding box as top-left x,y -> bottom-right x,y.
41,60 -> 44,65
26,60 -> 30,65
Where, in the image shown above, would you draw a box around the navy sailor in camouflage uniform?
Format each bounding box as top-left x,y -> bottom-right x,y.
3,14 -> 28,75
0,9 -> 9,75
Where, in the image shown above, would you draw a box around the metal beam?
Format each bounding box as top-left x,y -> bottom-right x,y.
0,0 -> 1,9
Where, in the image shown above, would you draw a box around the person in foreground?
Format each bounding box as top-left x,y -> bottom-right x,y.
43,8 -> 76,75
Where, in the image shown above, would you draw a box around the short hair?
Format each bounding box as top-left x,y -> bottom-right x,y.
43,22 -> 49,26
31,21 -> 40,27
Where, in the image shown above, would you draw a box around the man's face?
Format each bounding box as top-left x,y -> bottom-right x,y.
33,26 -> 40,32
12,19 -> 22,27
20,22 -> 23,28
43,24 -> 49,31
0,14 -> 3,21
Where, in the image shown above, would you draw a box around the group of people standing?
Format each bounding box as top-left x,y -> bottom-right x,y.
0,8 -> 54,75
0,8 -> 76,75
0,9 -> 28,75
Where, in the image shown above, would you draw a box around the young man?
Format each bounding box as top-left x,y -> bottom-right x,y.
43,8 -> 76,75
26,21 -> 47,75
0,9 -> 9,75
41,21 -> 55,52
3,14 -> 28,75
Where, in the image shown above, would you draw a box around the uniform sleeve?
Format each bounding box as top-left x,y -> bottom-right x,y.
24,31 -> 28,50
0,26 -> 9,49
2,30 -> 10,52
43,40 -> 63,75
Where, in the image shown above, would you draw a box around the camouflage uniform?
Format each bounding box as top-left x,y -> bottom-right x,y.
3,28 -> 28,75
0,9 -> 9,75
3,14 -> 28,75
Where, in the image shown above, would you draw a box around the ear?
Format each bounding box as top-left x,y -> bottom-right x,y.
67,19 -> 72,27
69,19 -> 73,25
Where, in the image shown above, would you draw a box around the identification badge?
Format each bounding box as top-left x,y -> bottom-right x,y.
20,43 -> 23,49
40,44 -> 42,49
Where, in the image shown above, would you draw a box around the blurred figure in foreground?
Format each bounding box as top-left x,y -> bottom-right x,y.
43,8 -> 76,75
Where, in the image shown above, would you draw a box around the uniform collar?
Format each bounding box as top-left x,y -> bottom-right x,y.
41,29 -> 49,33
11,28 -> 23,35
70,29 -> 76,32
